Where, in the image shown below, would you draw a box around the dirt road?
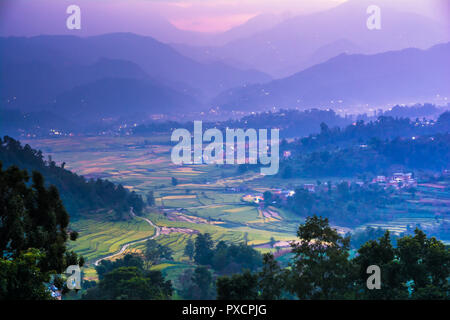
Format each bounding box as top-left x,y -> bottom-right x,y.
93,209 -> 161,266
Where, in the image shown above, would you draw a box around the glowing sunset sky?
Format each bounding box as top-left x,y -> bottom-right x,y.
161,0 -> 347,32
164,0 -> 448,32
0,0 -> 447,35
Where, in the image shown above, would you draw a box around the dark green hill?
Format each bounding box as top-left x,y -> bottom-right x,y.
0,136 -> 144,219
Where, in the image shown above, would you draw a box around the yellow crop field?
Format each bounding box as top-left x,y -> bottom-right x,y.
163,195 -> 197,200
223,207 -> 251,213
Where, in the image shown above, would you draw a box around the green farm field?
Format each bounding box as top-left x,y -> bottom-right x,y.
23,136 -> 450,282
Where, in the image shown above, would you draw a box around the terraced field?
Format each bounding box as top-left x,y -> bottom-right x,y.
356,185 -> 450,242
24,136 -> 450,283
68,217 -> 155,263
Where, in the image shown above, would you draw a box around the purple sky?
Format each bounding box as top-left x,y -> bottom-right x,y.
0,0 -> 448,36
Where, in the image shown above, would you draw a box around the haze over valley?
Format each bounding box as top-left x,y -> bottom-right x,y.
0,0 -> 449,301
1,0 -> 450,128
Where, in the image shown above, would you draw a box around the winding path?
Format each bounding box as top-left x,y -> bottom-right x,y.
93,209 -> 161,266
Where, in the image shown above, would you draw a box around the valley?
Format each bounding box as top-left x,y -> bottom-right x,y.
1,0 -> 449,302
23,134 -> 450,286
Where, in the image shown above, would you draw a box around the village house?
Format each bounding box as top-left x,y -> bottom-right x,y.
372,173 -> 417,189
303,184 -> 316,192
243,188 -> 295,205
283,150 -> 292,159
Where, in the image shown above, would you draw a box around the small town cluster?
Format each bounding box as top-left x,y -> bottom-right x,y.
242,172 -> 418,205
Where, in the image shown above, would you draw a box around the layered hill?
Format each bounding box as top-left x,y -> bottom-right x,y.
212,42 -> 450,111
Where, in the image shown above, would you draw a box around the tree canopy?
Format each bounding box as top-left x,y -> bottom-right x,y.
0,163 -> 83,299
0,136 -> 144,219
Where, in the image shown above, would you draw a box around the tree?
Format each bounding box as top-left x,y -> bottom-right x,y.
177,268 -> 195,299
213,216 -> 449,300
95,254 -> 143,280
171,177 -> 178,186
353,231 -> 405,299
147,191 -> 155,207
83,266 -> 172,300
211,241 -> 229,271
327,181 -> 333,194
243,232 -> 249,246
337,182 -> 350,200
128,191 -> 144,215
269,237 -> 276,248
320,122 -> 330,136
288,215 -> 354,299
0,137 -> 145,220
397,229 -> 449,298
216,253 -> 286,300
145,239 -> 173,268
194,233 -> 214,266
292,188 -> 314,215
0,163 -> 83,299
281,165 -> 293,179
0,249 -> 52,300
177,266 -> 215,300
258,253 -> 285,300
209,241 -> 262,275
217,271 -> 259,300
184,239 -> 195,260
353,228 -> 450,299
192,266 -> 215,300
411,284 -> 449,300
213,215 -> 450,300
263,191 -> 273,206
350,227 -> 388,249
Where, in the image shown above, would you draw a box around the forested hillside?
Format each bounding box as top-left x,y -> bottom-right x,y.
0,136 -> 144,219
278,112 -> 450,177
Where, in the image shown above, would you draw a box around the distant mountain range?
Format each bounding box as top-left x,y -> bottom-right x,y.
0,0 -> 289,47
0,33 -> 271,114
51,77 -> 200,121
212,42 -> 450,111
173,0 -> 450,77
0,57 -> 148,111
1,30 -> 449,125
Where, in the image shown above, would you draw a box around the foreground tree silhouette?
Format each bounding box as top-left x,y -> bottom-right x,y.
84,267 -> 172,300
144,239 -> 173,268
84,254 -> 173,300
178,266 -> 216,299
215,216 -> 449,300
353,230 -> 405,299
216,253 -> 287,300
184,238 -> 195,260
217,270 -> 259,300
258,253 -> 286,299
354,228 -> 450,299
194,233 -> 214,265
216,216 -> 354,300
0,163 -> 83,300
288,215 -> 354,299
